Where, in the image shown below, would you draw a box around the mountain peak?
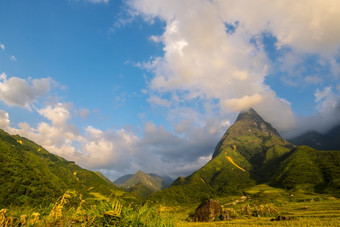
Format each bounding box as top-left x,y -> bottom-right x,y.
236,108 -> 264,122
114,171 -> 173,199
236,108 -> 258,121
135,170 -> 147,176
234,108 -> 280,137
212,108 -> 291,160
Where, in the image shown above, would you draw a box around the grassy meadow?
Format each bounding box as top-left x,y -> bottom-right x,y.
1,185 -> 339,226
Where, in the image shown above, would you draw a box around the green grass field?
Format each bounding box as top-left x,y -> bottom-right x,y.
1,185 -> 339,226
171,185 -> 340,227
175,199 -> 340,226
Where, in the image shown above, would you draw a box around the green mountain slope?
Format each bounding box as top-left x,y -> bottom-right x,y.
212,108 -> 293,183
94,171 -> 116,186
114,174 -> 134,185
150,146 -> 255,204
272,145 -> 340,193
114,171 -> 172,199
150,108 -> 286,204
0,129 -> 136,208
213,108 -> 292,167
149,108 -> 339,204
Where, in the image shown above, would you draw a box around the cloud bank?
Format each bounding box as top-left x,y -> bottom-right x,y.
129,0 -> 340,136
0,103 -> 223,180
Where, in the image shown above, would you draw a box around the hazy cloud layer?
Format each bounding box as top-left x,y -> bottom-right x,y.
1,103 -> 224,179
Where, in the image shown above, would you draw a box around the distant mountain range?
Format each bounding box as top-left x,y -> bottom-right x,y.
0,129 -> 138,207
149,108 -> 340,204
114,171 -> 173,199
289,124 -> 340,151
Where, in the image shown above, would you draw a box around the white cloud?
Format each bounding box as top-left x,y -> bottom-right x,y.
284,86 -> 340,138
0,100 -> 229,179
0,110 -> 10,130
315,86 -> 332,103
10,56 -> 17,61
147,95 -> 171,107
81,0 -> 109,3
2,0 -> 340,181
0,73 -> 6,80
0,74 -> 52,109
129,0 -> 340,135
217,0 -> 340,56
224,93 -> 264,112
38,103 -> 72,126
88,0 -> 108,3
315,86 -> 340,117
129,0 -> 297,133
149,35 -> 162,43
304,75 -> 322,85
0,43 -> 4,51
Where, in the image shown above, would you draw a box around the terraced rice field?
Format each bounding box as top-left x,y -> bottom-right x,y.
176,196 -> 340,226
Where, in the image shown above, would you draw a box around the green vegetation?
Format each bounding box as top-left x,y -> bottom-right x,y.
148,109 -> 339,205
0,190 -> 174,226
149,147 -> 255,204
1,184 -> 338,226
114,171 -> 172,199
1,108 -> 339,226
273,145 -> 340,193
0,129 -> 139,208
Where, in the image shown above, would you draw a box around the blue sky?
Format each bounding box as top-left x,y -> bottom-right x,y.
1,0 -> 340,180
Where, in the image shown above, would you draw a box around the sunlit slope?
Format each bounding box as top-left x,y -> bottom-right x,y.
272,145 -> 340,193
0,129 -> 136,207
116,171 -> 164,199
149,146 -> 255,204
213,108 -> 292,167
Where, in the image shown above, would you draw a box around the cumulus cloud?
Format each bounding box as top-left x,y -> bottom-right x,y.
0,43 -> 4,51
149,35 -> 162,43
283,86 -> 340,138
129,0 -> 340,135
314,86 -> 340,125
0,110 -> 10,130
0,73 -> 52,109
2,0 -> 340,181
1,101 -> 224,179
128,0 -> 294,132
